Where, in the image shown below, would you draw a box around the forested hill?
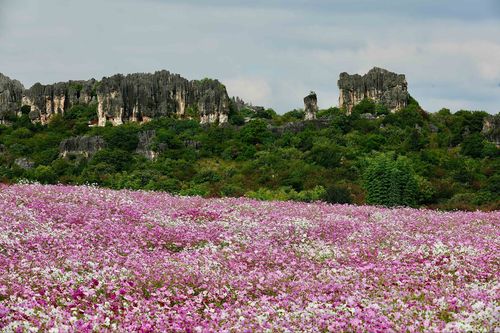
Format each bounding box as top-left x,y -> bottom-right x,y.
0,93 -> 498,211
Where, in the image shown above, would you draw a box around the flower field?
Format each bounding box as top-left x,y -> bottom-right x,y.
0,184 -> 498,332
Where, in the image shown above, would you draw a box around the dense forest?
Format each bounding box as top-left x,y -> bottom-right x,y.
0,97 -> 498,211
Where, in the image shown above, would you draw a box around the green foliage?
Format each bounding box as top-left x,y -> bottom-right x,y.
0,98 -> 497,210
414,175 -> 436,204
364,153 -> 418,207
324,185 -> 352,204
89,149 -> 134,172
282,109 -> 305,122
308,141 -> 342,168
352,98 -> 376,115
64,104 -> 97,122
238,119 -> 272,145
460,133 -> 485,158
185,106 -> 199,119
254,108 -> 277,120
33,165 -> 57,184
317,107 -> 340,119
245,185 -> 326,202
102,125 -> 139,152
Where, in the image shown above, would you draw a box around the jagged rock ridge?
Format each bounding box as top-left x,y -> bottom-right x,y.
23,80 -> 96,124
338,67 -> 409,114
0,70 -> 230,125
96,71 -> 229,126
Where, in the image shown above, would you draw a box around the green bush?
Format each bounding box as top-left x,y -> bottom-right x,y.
325,185 -> 352,204
363,153 -> 418,207
460,133 -> 485,158
33,165 -> 57,184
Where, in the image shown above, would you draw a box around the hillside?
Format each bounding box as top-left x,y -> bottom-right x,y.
0,68 -> 498,210
0,184 -> 498,331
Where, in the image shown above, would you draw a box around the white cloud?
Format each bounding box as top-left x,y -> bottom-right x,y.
223,77 -> 273,106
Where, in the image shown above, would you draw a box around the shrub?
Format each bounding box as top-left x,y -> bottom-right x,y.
460,133 -> 485,158
363,153 -> 418,207
33,165 -> 57,184
325,185 -> 352,204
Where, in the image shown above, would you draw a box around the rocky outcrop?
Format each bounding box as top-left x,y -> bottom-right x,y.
0,73 -> 24,123
136,130 -> 160,160
270,119 -> 330,135
22,80 -> 96,124
59,136 -> 106,158
96,71 -> 229,126
0,70 -> 230,126
14,157 -> 34,169
304,92 -> 318,120
338,67 -> 409,114
231,96 -> 266,114
482,114 -> 500,146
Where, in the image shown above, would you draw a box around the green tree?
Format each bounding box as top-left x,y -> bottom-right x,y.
364,153 -> 418,207
102,125 -> 139,152
325,185 -> 352,204
33,165 -> 57,184
238,119 -> 272,145
460,133 -> 485,158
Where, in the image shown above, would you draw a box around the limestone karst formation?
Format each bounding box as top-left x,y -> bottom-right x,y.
0,73 -> 24,124
0,70 -> 230,125
304,91 -> 318,120
482,114 -> 500,146
338,67 -> 409,114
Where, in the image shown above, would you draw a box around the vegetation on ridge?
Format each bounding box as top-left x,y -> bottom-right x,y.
0,97 -> 498,210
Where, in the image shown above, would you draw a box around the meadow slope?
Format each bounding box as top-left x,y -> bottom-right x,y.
0,184 -> 498,332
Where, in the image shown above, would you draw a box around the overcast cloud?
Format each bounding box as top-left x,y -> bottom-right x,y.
0,0 -> 499,113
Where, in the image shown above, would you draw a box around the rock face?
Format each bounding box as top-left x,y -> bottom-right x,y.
231,96 -> 266,114
0,73 -> 24,123
0,70 -> 230,126
96,71 -> 230,126
23,80 -> 96,124
482,114 -> 500,146
14,157 -> 34,170
59,136 -> 106,158
338,67 -> 409,114
136,130 -> 160,160
303,92 -> 318,120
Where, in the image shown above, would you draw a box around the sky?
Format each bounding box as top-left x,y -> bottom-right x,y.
0,0 -> 499,114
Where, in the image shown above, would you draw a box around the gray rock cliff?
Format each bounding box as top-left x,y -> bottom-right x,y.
23,80 -> 96,123
0,70 -> 230,126
338,67 -> 409,114
0,73 -> 24,123
96,71 -> 229,126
